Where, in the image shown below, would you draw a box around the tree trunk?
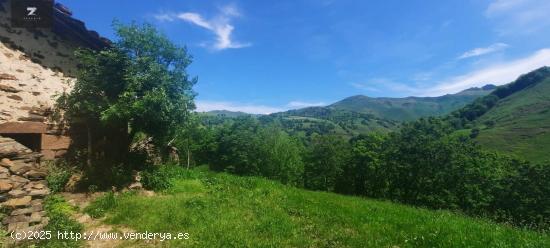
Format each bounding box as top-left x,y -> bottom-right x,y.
186,146 -> 190,170
87,124 -> 92,168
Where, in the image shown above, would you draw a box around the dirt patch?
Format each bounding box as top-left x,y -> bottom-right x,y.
61,192 -> 158,248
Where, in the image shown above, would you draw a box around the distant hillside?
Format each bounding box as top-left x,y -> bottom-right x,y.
202,110 -> 254,118
329,86 -> 495,121
265,107 -> 397,138
200,85 -> 492,137
451,67 -> 550,163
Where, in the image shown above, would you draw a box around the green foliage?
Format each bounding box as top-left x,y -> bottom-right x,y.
342,117 -> 550,229
172,114 -> 216,167
80,162 -> 133,190
304,134 -> 351,191
40,195 -> 83,248
257,126 -> 305,185
141,164 -> 189,190
55,21 -> 197,171
341,133 -> 386,196
45,162 -> 72,193
494,162 -> 550,229
209,117 -> 305,186
265,107 -> 397,138
85,192 -> 118,218
86,169 -> 550,247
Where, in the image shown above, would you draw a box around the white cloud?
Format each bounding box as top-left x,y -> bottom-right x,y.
153,14 -> 174,22
458,43 -> 509,59
155,5 -> 251,51
486,0 -> 527,14
357,49 -> 550,97
196,101 -> 283,115
178,13 -> 213,29
485,0 -> 550,35
422,48 -> 550,96
287,101 -> 326,108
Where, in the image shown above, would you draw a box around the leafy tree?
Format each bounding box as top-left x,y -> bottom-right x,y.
56,22 -> 196,168
342,134 -> 386,196
257,126 -> 304,186
304,134 -> 351,191
210,117 -> 263,175
209,118 -> 304,185
172,114 -> 215,168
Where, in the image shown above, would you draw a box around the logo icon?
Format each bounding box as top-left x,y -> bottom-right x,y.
26,7 -> 38,16
11,0 -> 53,28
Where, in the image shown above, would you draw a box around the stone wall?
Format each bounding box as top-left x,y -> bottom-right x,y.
0,136 -> 50,233
0,0 -> 110,159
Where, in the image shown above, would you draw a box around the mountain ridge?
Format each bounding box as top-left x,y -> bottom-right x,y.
450,67 -> 550,163
327,84 -> 496,121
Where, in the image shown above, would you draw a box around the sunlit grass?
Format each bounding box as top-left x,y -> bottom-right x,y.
85,169 -> 550,247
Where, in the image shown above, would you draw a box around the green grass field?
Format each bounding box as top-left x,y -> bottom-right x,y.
85,169 -> 550,247
474,78 -> 550,163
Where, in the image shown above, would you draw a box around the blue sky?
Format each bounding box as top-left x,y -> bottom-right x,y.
62,0 -> 550,114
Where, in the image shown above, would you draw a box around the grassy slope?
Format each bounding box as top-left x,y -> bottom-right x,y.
474,78 -> 550,163
202,110 -> 256,118
268,107 -> 398,138
87,169 -> 549,247
329,87 -> 493,121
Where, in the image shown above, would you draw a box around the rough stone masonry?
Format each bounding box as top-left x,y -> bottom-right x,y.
0,136 -> 50,233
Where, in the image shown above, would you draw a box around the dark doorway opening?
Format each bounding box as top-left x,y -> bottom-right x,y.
0,133 -> 42,152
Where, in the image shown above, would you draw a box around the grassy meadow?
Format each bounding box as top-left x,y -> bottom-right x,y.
84,168 -> 550,248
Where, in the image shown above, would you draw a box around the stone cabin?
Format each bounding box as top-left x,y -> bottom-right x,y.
0,0 -> 109,159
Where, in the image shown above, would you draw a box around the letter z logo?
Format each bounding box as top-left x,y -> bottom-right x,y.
11,0 -> 53,28
26,7 -> 37,16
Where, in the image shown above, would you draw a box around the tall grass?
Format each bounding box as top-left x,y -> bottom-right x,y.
85,167 -> 550,247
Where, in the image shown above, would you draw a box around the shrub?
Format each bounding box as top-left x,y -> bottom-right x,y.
141,164 -> 189,191
45,162 -> 73,193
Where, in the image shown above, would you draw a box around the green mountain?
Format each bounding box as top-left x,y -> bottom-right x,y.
452,67 -> 550,163
329,85 -> 495,121
199,84 -> 494,137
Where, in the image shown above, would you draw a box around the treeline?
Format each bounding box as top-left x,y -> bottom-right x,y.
191,116 -> 550,230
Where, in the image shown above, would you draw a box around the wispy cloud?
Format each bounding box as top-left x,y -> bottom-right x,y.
458,43 -> 509,59
196,100 -> 283,115
155,4 -> 251,50
286,101 -> 326,108
485,0 -> 550,35
153,14 -> 175,22
423,48 -> 550,96
354,49 -> 550,97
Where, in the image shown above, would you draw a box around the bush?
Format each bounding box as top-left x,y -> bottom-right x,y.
46,162 -> 73,193
141,164 -> 189,191
80,161 -> 133,190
